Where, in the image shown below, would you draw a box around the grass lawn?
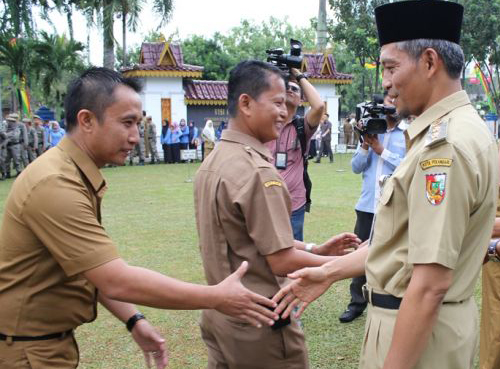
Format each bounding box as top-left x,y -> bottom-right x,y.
0,154 -> 482,368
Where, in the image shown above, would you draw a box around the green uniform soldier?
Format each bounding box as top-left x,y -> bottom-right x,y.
33,115 -> 46,156
0,67 -> 281,369
145,116 -> 159,164
274,2 -> 498,369
17,117 -> 29,168
0,122 -> 7,180
4,113 -> 24,178
22,117 -> 38,164
195,60 -> 360,369
129,119 -> 145,165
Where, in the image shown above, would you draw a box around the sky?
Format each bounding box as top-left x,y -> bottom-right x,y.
39,0 -> 333,66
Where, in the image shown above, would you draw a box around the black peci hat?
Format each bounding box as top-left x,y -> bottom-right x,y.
375,0 -> 464,47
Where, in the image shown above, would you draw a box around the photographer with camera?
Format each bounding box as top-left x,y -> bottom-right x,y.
338,91 -> 406,323
264,69 -> 324,242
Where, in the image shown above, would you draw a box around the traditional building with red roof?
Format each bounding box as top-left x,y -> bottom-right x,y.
122,41 -> 353,148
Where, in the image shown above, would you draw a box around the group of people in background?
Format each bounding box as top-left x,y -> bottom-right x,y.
0,113 -> 66,179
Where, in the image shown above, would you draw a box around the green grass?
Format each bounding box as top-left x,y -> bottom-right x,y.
0,154 -> 482,368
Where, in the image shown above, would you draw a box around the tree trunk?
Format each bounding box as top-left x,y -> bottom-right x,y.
375,58 -> 380,93
122,11 -> 127,67
65,3 -> 74,41
316,0 -> 327,52
102,0 -> 115,69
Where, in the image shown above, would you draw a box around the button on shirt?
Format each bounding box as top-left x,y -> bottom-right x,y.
195,130 -> 294,298
0,137 -> 119,336
351,125 -> 406,213
366,91 -> 498,302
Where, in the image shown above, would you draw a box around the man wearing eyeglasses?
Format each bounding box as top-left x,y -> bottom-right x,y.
266,68 -> 324,242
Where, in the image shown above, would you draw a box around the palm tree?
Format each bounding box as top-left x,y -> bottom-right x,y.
75,0 -> 173,69
32,31 -> 85,102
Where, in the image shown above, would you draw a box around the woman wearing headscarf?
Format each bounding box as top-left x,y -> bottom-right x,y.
170,121 -> 181,163
48,121 -> 65,148
201,119 -> 215,160
160,119 -> 171,163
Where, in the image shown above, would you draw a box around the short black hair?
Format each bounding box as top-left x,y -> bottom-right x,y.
227,60 -> 284,118
64,67 -> 142,132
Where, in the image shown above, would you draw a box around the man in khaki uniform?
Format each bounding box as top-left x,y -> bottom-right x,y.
145,116 -> 159,164
273,2 -> 498,369
33,115 -> 46,156
479,157 -> 500,369
0,67 -> 283,369
195,60 -> 360,369
22,117 -> 38,164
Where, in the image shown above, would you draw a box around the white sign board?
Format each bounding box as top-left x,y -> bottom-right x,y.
181,149 -> 197,160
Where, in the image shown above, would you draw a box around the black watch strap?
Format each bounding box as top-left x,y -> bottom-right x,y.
296,73 -> 307,82
126,312 -> 146,332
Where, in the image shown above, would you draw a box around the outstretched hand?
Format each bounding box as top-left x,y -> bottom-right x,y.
214,261 -> 278,328
272,266 -> 334,319
131,320 -> 168,369
315,232 -> 361,256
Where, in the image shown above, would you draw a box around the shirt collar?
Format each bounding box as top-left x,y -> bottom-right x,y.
221,129 -> 273,161
58,136 -> 106,193
406,90 -> 471,141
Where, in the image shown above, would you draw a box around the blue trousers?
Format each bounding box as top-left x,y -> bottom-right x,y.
290,204 -> 306,241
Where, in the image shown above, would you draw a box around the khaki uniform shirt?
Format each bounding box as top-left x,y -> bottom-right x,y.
366,91 -> 498,302
194,130 -> 294,298
0,137 -> 119,336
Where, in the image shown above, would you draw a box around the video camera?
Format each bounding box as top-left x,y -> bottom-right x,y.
266,39 -> 303,72
354,94 -> 396,140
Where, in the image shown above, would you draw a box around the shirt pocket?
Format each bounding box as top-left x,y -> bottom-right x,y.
372,180 -> 395,244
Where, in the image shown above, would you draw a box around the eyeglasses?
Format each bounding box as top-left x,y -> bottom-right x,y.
288,85 -> 301,93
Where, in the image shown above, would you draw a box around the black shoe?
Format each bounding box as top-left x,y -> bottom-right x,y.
314,160 -> 320,163
339,309 -> 363,323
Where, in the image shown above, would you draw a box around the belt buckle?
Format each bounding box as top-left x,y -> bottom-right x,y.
362,285 -> 370,304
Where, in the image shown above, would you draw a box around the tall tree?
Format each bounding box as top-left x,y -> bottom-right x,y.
328,0 -> 391,98
317,0 -> 328,52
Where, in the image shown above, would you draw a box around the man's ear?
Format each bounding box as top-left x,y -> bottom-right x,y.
420,48 -> 441,79
238,94 -> 253,118
76,109 -> 97,133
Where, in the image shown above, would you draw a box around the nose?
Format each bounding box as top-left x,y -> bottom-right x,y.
382,70 -> 391,91
279,101 -> 287,119
129,123 -> 140,144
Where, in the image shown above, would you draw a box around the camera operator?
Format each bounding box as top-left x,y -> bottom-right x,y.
338,90 -> 406,323
266,67 -> 324,241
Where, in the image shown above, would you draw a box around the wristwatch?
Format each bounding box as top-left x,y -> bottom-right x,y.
126,312 -> 146,332
296,73 -> 307,83
304,243 -> 316,253
487,239 -> 500,262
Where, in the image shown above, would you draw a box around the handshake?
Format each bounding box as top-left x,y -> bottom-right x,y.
214,232 -> 361,327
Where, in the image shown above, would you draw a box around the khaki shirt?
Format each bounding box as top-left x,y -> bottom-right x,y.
194,130 -> 294,298
366,91 -> 498,302
0,137 -> 119,336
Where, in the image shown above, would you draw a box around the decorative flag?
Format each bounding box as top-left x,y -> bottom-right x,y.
364,62 -> 376,69
19,76 -> 31,117
474,63 -> 495,112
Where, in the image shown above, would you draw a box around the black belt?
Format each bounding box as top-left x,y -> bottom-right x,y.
7,142 -> 19,146
0,329 -> 72,342
363,286 -> 401,310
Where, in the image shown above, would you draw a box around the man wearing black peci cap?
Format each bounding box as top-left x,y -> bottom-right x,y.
272,1 -> 499,368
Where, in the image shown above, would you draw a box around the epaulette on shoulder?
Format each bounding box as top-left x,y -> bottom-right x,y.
425,117 -> 449,147
243,145 -> 272,168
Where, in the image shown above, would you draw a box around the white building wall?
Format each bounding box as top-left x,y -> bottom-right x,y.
312,83 -> 340,148
140,77 -> 186,150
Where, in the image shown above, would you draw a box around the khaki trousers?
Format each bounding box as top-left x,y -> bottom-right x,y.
200,310 -> 309,369
480,262 -> 500,369
0,333 -> 79,369
359,297 -> 478,369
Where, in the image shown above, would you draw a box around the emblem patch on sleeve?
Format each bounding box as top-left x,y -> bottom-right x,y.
420,158 -> 452,170
425,173 -> 446,205
264,180 -> 282,188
